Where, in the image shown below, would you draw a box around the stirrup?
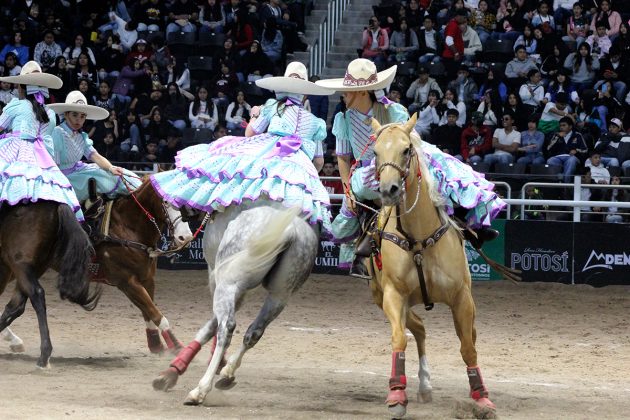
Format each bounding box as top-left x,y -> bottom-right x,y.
349,257 -> 371,280
84,196 -> 105,220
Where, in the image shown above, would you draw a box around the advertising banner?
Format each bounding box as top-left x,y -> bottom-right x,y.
504,221 -> 573,284
158,221 -> 206,270
573,222 -> 630,287
465,219 -> 506,281
312,239 -> 346,275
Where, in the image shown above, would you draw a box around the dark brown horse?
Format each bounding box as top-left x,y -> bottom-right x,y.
1,179 -> 193,363
0,201 -> 101,368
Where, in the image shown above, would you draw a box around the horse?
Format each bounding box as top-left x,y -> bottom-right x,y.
152,199 -> 320,406
0,201 -> 102,368
366,114 -> 497,418
0,177 -> 194,360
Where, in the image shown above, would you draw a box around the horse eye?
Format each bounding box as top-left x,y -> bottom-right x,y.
403,147 -> 410,155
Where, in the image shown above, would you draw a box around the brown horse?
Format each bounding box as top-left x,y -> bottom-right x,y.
0,201 -> 101,368
366,115 -> 496,418
1,178 -> 193,359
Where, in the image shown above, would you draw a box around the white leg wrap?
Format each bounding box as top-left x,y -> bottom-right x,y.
158,317 -> 170,331
146,321 -> 158,330
418,355 -> 433,392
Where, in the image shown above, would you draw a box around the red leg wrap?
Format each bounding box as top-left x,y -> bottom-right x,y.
146,329 -> 164,354
467,366 -> 489,400
389,351 -> 407,390
386,389 -> 409,407
161,329 -> 183,350
169,340 -> 202,374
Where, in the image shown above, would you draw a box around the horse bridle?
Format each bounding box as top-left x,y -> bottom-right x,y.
375,145 -> 421,217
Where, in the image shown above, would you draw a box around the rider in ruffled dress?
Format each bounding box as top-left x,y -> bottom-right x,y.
151,62 -> 335,233
49,91 -> 143,216
315,59 -> 506,274
0,61 -> 83,220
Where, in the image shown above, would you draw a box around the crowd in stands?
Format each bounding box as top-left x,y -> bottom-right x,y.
0,0 -> 309,169
355,0 -> 630,221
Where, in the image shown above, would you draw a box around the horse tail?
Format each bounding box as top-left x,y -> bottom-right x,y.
215,206 -> 301,278
55,204 -> 102,311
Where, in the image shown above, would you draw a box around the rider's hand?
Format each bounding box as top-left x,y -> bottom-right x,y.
109,166 -> 124,176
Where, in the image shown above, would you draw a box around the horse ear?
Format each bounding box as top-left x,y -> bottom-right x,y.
403,113 -> 418,134
370,117 -> 382,135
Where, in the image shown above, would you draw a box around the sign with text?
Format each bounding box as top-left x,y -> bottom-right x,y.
573,223 -> 630,287
504,221 -> 573,284
465,219 -> 506,281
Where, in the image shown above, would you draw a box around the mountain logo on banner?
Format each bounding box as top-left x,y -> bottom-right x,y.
465,245 -> 480,262
582,250 -> 630,272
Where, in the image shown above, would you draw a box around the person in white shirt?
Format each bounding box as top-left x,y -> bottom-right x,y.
484,112 -> 520,166
461,21 -> 482,64
519,69 -> 546,115
585,151 -> 611,184
586,21 -> 612,59
225,90 -> 252,133
106,12 -> 139,52
438,88 -> 466,127
414,89 -> 441,140
189,86 -> 219,129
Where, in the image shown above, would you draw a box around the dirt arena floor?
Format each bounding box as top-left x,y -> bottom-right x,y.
1,270 -> 629,419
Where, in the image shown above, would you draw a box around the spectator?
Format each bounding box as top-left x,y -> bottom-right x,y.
146,107 -> 171,143
504,92 -> 528,131
261,17 -> 284,64
113,57 -> 148,105
93,80 -> 123,114
539,92 -> 574,134
586,151 -> 611,184
119,111 -> 143,155
160,128 -> 184,163
460,111 -> 493,163
387,86 -> 402,103
0,31 -> 29,66
223,0 -> 241,28
199,0 -> 226,34
97,34 -> 126,82
596,46 -> 627,103
361,15 -> 389,71
546,117 -> 588,182
320,159 -> 343,208
240,40 -> 274,82
131,81 -> 164,128
589,0 -> 621,39
132,1 -> 163,31
225,90 -> 251,134
94,130 -> 122,162
517,115 -> 545,165
439,88 -> 466,127
63,34 -> 97,68
72,52 -> 99,90
150,36 -> 173,80
33,30 -> 63,71
417,15 -> 443,65
166,57 -> 191,92
0,81 -> 17,105
519,69 -> 546,116
606,175 -> 625,223
562,2 -> 588,46
586,20 -> 612,59
164,82 -> 189,132
469,0 -> 496,44
433,109 -> 463,157
405,0 -> 424,32
442,9 -> 467,80
211,61 -> 239,111
89,109 -> 120,148
447,64 -> 477,109
493,0 -> 526,42
593,81 -> 621,132
214,124 -> 228,139
414,89 -> 441,139
612,22 -> 630,56
594,117 -> 623,167
213,37 -> 239,69
564,42 -> 600,93
227,8 -> 255,55
531,1 -> 555,30
554,0 -> 579,31
388,18 -> 419,63
1,52 -> 22,77
460,19 -> 482,64
306,75 -> 329,122
505,45 -> 538,90
189,86 -> 218,130
545,68 -> 578,103
166,0 -> 199,35
406,66 -> 442,115
126,39 -> 152,66
484,112 -> 520,166
140,138 -> 161,169
513,24 -> 537,55
106,11 -> 138,52
477,88 -> 502,130
47,56 -> 72,100
477,69 -> 508,103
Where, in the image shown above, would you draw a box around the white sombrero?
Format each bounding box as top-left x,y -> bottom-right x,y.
255,62 -> 335,96
0,60 -> 62,89
315,58 -> 397,92
48,91 -> 110,120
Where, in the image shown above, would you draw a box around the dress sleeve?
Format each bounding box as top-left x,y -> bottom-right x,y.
249,98 -> 275,134
388,103 -> 410,123
333,112 -> 352,156
82,133 -> 97,159
0,98 -> 20,131
312,116 -> 327,158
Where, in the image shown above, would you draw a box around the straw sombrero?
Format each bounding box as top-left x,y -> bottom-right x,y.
255,62 -> 335,96
48,91 -> 109,120
315,59 -> 396,92
0,61 -> 62,89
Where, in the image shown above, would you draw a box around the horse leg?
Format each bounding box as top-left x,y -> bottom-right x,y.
382,285 -> 410,419
451,288 -> 496,412
141,277 -> 165,354
184,284 -> 241,406
406,310 -> 432,403
0,288 -> 28,354
215,291 -> 288,390
0,266 -> 24,353
23,275 -> 54,368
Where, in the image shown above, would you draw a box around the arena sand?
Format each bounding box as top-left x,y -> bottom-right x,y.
1,270 -> 629,419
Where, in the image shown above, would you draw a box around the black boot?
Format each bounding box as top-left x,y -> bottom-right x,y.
463,226 -> 499,249
349,257 -> 371,279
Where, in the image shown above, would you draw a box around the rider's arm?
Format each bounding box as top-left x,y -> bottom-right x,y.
91,150 -> 124,176
337,154 -> 352,188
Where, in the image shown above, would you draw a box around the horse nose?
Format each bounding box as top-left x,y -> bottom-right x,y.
384,184 -> 399,197
178,235 -> 187,242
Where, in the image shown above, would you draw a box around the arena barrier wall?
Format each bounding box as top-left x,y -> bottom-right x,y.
158,220 -> 630,287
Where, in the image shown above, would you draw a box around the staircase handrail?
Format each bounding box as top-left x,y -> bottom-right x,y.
309,0 -> 352,77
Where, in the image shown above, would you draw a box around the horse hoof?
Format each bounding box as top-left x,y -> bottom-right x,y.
183,389 -> 203,406
215,376 -> 237,390
146,329 -> 164,354
418,390 -> 433,403
10,343 -> 25,353
473,398 -> 497,419
387,403 -> 407,419
152,367 -> 179,392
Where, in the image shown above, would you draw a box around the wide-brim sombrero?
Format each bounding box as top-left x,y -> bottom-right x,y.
48,91 -> 110,120
255,61 -> 335,96
315,58 -> 396,92
0,61 -> 62,89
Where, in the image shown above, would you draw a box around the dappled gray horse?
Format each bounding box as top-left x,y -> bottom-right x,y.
153,199 -> 319,405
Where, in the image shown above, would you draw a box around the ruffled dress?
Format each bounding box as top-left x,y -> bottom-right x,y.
151,98 -> 332,233
51,122 -> 142,201
0,98 -> 84,220
331,102 -> 506,268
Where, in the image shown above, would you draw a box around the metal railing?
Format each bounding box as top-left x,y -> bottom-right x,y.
309,0 -> 352,77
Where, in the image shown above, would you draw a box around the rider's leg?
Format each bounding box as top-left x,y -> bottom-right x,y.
453,207 -> 499,249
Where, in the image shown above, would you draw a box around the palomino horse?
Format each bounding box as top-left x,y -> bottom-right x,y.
152,199 -> 319,406
367,115 -> 496,418
0,201 -> 102,368
1,177 -> 193,359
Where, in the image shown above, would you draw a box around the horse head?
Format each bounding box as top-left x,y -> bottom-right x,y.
164,202 -> 194,246
372,113 -> 418,207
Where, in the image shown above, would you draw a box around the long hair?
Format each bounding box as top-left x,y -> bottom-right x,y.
192,86 -> 214,116
420,89 -> 441,111
21,85 -> 50,124
573,42 -> 593,73
230,94 -> 250,120
263,17 -> 278,43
